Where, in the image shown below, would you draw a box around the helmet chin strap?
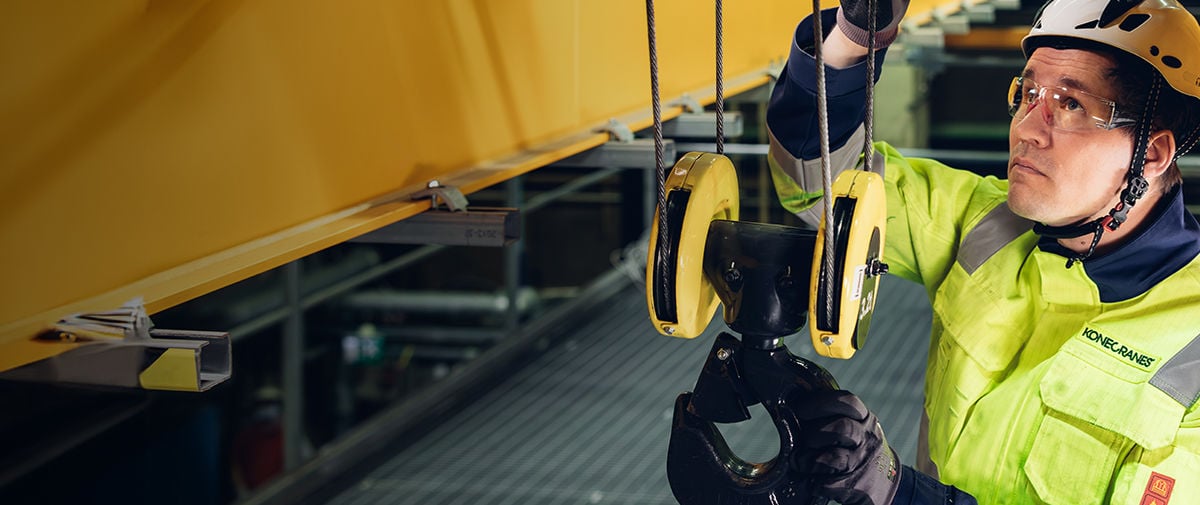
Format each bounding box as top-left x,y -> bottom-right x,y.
1032,74 -> 1162,268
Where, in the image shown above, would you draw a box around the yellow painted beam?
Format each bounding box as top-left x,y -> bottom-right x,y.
945,26 -> 1029,51
1,0 -> 838,372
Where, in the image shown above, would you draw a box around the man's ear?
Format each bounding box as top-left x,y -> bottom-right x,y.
1143,129 -> 1177,180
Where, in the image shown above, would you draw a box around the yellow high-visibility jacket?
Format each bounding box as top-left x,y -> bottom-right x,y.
767,12 -> 1200,504
773,139 -> 1200,504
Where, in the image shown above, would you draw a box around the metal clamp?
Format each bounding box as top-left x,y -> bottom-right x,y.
411,180 -> 470,212
669,94 -> 705,114
358,180 -> 520,247
597,119 -> 635,143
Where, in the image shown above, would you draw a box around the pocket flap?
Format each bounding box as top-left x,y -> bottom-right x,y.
1039,342 -> 1184,451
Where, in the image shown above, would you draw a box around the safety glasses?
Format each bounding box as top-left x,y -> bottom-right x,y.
1007,76 -> 1137,132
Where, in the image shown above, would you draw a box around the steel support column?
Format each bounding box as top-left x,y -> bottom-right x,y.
283,260 -> 305,471
504,177 -> 525,333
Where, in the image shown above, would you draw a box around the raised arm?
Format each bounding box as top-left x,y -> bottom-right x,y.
765,2 -> 906,226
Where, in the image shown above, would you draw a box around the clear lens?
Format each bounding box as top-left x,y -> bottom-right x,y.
1007,76 -> 1133,131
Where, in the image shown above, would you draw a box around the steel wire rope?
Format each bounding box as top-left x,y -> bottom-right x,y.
864,0 -> 878,172
811,0 -> 837,332
646,0 -> 727,326
812,0 -> 879,339
646,0 -> 669,314
716,0 -> 725,155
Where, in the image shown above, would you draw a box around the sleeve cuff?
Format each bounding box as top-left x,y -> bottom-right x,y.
785,7 -> 888,99
893,466 -> 980,505
835,7 -> 900,48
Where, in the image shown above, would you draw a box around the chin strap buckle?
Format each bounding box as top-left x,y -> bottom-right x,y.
1103,204 -> 1126,232
1105,175 -> 1148,232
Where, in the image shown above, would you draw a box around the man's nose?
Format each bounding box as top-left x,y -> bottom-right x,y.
1013,92 -> 1051,146
1035,98 -> 1055,125
1026,89 -> 1054,125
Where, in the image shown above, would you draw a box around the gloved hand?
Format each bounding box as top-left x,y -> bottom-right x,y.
792,389 -> 900,505
836,0 -> 911,48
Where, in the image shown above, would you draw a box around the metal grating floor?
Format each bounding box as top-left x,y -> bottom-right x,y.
326,278 -> 932,505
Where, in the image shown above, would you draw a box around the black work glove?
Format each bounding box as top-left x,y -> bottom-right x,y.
793,389 -> 900,505
836,0 -> 911,48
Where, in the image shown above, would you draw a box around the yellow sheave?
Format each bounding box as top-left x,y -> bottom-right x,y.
772,142 -> 1200,504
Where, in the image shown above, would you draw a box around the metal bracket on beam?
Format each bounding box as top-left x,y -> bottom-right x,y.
411,180 -> 469,211
0,299 -> 232,392
669,95 -> 705,114
374,181 -> 518,246
933,11 -> 970,35
598,119 -> 634,143
353,207 -> 519,247
662,112 -> 744,139
965,3 -> 995,23
550,139 -> 676,169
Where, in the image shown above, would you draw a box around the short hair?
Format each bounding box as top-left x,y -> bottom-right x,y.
1106,48 -> 1200,194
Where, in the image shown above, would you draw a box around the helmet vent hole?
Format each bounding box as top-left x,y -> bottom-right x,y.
1118,13 -> 1150,32
1100,2 -> 1141,26
1151,46 -> 1161,56
1163,56 -> 1183,69
1074,19 -> 1100,30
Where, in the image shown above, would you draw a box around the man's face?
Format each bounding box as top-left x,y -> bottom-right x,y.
1007,47 -> 1134,226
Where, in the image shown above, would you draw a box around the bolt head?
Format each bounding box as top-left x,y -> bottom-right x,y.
821,336 -> 835,346
663,326 -> 675,335
428,179 -> 441,188
716,348 -> 731,360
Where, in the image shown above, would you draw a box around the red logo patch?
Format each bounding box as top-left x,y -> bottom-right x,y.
1140,472 -> 1174,505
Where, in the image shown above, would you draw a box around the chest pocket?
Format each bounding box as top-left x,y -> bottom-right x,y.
1025,342 -> 1185,505
926,259 -> 1034,460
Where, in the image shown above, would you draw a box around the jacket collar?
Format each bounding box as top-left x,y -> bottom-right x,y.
1036,185 -> 1200,302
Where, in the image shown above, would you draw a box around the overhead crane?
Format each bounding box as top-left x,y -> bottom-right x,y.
1,0 -> 1030,503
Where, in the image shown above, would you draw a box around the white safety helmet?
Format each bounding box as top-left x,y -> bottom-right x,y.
1023,0 -> 1200,104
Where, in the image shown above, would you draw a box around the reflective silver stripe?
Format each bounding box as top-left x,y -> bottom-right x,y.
1150,332 -> 1200,408
956,202 -> 1033,275
767,126 -> 874,228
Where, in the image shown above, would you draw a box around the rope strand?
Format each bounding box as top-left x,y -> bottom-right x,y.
715,0 -> 725,155
812,0 -> 836,327
863,0 -> 877,171
646,0 -> 669,302
815,0 -> 880,332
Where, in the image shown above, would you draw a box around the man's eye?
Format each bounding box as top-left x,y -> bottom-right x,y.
1060,96 -> 1084,112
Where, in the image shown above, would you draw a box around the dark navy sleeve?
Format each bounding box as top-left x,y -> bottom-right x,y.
766,8 -> 889,161
893,465 -> 979,505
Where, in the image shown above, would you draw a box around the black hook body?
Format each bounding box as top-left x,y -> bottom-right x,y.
666,220 -> 840,504
668,334 -> 837,504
